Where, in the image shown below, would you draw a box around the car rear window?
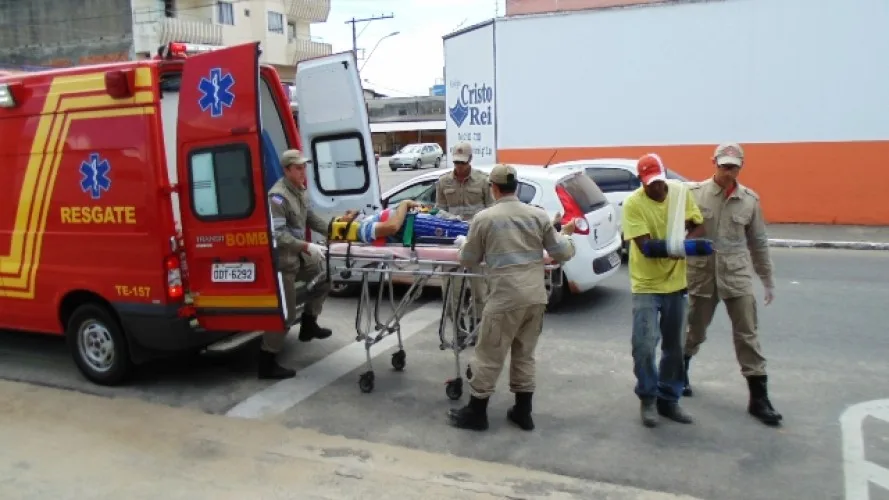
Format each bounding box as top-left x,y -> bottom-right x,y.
558,173 -> 608,213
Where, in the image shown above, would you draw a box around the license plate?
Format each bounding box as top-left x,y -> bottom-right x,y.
211,262 -> 256,283
608,252 -> 621,268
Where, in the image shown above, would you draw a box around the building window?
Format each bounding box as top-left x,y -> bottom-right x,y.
288,22 -> 296,42
268,11 -> 284,34
217,1 -> 234,25
188,145 -> 255,221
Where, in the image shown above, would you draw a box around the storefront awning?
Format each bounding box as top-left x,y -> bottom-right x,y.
370,120 -> 446,133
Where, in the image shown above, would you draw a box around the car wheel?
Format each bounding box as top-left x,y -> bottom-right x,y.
434,157 -> 441,168
67,303 -> 132,386
413,159 -> 421,170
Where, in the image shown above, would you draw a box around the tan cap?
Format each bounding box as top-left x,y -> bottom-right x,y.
280,149 -> 310,167
714,142 -> 744,167
489,163 -> 517,185
452,141 -> 472,163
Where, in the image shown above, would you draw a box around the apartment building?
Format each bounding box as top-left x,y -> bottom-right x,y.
132,0 -> 332,82
0,0 -> 331,82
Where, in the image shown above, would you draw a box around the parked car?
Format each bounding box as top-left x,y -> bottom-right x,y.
547,158 -> 689,254
388,143 -> 444,171
329,164 -> 623,309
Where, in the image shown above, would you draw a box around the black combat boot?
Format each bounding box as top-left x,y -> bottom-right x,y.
447,395 -> 489,431
640,398 -> 658,428
257,349 -> 296,380
683,355 -> 694,397
507,392 -> 535,431
298,312 -> 332,342
746,375 -> 783,426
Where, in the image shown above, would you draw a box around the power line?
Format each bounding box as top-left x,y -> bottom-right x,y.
344,13 -> 394,63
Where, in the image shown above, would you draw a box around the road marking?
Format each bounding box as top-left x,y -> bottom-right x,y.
840,398 -> 889,499
226,302 -> 442,419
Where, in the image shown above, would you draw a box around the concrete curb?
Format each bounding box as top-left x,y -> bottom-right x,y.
768,239 -> 889,251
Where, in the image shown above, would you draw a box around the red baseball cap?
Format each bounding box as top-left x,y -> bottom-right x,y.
636,153 -> 667,185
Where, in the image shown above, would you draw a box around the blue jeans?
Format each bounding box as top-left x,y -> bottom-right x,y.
631,291 -> 689,403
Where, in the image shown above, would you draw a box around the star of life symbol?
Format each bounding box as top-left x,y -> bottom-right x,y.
79,153 -> 111,200
198,67 -> 235,118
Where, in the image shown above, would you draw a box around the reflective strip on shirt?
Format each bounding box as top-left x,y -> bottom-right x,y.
485,250 -> 545,269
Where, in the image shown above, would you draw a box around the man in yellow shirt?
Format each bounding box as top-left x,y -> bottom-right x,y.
622,154 -> 705,428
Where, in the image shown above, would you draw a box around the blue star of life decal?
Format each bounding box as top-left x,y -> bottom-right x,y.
80,153 -> 112,200
449,99 -> 469,128
198,67 -> 236,118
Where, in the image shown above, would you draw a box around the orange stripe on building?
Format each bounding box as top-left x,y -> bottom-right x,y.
498,140 -> 889,226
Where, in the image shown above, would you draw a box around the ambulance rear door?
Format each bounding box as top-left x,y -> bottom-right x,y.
294,52 -> 381,242
175,41 -> 287,333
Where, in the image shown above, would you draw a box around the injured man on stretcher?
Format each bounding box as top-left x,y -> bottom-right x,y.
333,200 -> 469,245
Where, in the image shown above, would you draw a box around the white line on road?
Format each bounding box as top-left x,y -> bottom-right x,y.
225,302 -> 442,420
840,398 -> 889,499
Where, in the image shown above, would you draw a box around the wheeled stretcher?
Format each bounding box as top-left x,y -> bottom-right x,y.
314,215 -> 561,399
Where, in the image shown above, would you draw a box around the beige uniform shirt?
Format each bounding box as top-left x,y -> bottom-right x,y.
687,178 -> 775,299
434,168 -> 494,221
268,178 -> 328,275
459,196 -> 576,313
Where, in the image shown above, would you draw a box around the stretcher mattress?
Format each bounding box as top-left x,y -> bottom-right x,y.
326,243 -> 555,265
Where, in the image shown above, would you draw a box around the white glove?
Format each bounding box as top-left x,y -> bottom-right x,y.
454,235 -> 467,248
305,242 -> 326,259
764,287 -> 775,306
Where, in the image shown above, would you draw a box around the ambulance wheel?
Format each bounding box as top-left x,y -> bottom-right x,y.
67,304 -> 132,386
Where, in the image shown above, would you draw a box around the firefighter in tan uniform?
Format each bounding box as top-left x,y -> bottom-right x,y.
434,141 -> 494,335
262,149 -> 338,380
448,164 -> 577,432
683,143 -> 783,426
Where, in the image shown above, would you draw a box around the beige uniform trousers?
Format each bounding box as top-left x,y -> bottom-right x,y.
685,294 -> 766,377
262,250 -> 329,353
467,304 -> 546,398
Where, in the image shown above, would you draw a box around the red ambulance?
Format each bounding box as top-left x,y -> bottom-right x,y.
0,42 -> 381,385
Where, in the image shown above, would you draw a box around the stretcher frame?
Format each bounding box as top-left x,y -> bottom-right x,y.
315,222 -> 560,399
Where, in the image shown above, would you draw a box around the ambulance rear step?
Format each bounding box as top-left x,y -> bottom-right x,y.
202,331 -> 263,354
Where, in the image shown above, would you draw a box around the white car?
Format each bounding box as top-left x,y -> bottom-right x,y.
387,143 -> 444,171
546,158 -> 689,253
330,164 -> 623,308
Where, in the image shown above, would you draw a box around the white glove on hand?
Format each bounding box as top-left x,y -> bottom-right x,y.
764,287 -> 775,306
305,242 -> 326,259
454,235 -> 467,248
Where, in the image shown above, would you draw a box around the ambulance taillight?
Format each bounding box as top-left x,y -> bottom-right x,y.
0,82 -> 20,108
164,254 -> 184,301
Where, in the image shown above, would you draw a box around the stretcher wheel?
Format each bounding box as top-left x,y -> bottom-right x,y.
359,371 -> 375,393
391,350 -> 406,371
445,378 -> 463,401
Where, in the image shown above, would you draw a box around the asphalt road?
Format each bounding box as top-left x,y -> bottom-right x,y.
3,165 -> 888,499
2,246 -> 888,499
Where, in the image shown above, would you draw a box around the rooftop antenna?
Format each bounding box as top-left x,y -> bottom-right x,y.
543,149 -> 559,168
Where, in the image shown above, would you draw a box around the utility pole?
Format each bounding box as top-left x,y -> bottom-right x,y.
345,13 -> 394,63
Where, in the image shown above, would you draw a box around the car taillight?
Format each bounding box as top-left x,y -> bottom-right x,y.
556,185 -> 590,235
164,254 -> 184,301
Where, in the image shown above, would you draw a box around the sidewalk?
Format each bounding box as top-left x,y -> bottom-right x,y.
0,380 -> 701,500
767,224 -> 889,250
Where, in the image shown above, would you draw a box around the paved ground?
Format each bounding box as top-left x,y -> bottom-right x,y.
2,248 -> 888,499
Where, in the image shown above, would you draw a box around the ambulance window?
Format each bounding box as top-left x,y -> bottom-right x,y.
311,133 -> 370,195
188,144 -> 255,221
259,77 -> 290,153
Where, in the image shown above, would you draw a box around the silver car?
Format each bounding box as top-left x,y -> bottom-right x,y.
387,143 -> 443,171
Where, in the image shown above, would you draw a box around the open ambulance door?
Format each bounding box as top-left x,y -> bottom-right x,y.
294,52 -> 381,242
175,41 -> 288,333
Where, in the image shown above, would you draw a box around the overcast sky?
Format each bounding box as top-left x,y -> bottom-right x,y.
312,0 -> 506,97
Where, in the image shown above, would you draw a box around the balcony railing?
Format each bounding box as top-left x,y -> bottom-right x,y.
285,0 -> 331,23
158,17 -> 223,46
288,39 -> 333,64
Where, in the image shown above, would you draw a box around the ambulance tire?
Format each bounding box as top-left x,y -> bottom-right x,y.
66,304 -> 132,386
